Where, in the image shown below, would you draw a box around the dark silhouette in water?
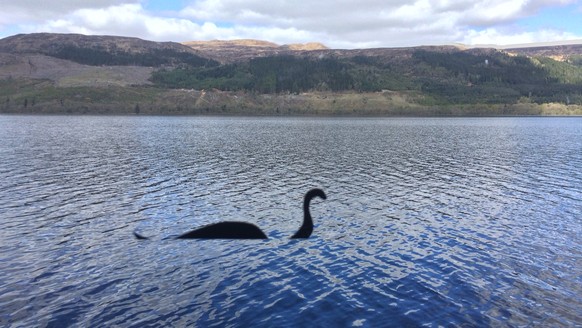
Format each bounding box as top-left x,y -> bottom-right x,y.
291,188 -> 327,238
133,188 -> 326,240
177,221 -> 267,239
134,231 -> 148,240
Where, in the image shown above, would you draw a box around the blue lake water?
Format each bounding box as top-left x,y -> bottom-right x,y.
0,115 -> 580,327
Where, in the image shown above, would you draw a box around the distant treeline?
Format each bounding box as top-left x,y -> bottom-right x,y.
47,45 -> 219,67
152,56 -> 354,93
151,50 -> 582,105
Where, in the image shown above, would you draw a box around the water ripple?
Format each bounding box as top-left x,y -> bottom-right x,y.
0,116 -> 580,327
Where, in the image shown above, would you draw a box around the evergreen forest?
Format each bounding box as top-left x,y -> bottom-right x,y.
150,50 -> 582,105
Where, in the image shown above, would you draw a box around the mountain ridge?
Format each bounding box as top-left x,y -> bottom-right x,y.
3,33 -> 582,62
0,33 -> 199,55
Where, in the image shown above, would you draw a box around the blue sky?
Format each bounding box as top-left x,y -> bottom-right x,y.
1,0 -> 581,48
518,4 -> 582,34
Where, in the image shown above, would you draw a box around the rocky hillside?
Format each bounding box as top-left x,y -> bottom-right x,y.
183,39 -> 328,63
505,43 -> 582,62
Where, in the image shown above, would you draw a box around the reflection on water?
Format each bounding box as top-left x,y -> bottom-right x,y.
0,116 -> 580,326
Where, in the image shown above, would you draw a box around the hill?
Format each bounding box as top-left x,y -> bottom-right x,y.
0,33 -> 217,67
183,39 -> 328,63
152,45 -> 582,105
504,43 -> 582,63
1,33 -> 581,116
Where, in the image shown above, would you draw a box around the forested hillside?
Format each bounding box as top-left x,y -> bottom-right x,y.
48,45 -> 219,67
151,49 -> 582,106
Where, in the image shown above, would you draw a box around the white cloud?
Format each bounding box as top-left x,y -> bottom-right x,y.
2,0 -> 581,48
463,27 -> 582,46
0,1 -> 132,26
177,0 -> 581,47
22,4 -> 198,41
17,2 -> 329,44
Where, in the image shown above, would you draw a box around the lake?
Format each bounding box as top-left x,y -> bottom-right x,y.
0,115 -> 580,327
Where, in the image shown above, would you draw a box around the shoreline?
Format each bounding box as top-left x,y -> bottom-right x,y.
2,82 -> 581,117
2,111 -> 581,118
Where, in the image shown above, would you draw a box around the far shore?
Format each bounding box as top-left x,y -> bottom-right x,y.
2,89 -> 582,117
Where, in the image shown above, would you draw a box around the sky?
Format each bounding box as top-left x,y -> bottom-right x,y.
1,0 -> 581,49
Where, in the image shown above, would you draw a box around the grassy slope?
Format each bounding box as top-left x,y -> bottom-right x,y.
2,78 -> 581,116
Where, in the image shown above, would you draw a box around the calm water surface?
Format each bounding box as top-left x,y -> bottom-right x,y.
0,115 -> 580,327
